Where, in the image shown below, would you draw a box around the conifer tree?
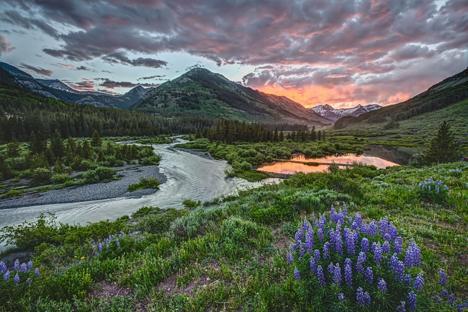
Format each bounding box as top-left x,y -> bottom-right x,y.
91,129 -> 102,147
424,121 -> 460,164
50,130 -> 65,159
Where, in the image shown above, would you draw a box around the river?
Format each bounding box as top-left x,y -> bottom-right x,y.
0,140 -> 277,230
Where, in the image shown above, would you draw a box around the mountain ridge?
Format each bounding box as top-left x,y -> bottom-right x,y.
311,104 -> 381,122
0,62 -> 152,109
133,67 -> 330,126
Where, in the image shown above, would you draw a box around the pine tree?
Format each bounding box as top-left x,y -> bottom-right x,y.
50,130 -> 65,159
424,121 -> 460,164
30,132 -> 46,155
91,129 -> 102,147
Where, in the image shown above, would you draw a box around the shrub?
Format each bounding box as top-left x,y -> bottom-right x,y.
51,173 -> 70,184
83,167 -> 116,183
128,177 -> 160,192
287,206 -> 429,311
31,168 -> 52,185
417,178 -> 449,204
183,199 -> 201,209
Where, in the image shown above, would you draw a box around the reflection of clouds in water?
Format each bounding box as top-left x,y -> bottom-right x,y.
259,153 -> 399,175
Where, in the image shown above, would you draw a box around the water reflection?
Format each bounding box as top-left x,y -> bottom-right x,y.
257,153 -> 399,175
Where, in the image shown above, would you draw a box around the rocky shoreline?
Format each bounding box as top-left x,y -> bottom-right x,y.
0,165 -> 166,209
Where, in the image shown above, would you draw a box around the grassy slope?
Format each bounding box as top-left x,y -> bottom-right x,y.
332,99 -> 468,154
0,162 -> 466,311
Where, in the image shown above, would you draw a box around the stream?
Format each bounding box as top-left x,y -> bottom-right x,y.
0,140 -> 277,230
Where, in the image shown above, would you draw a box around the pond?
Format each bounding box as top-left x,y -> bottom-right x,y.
257,153 -> 400,175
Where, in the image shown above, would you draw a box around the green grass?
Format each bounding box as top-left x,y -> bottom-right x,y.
0,161 -> 466,311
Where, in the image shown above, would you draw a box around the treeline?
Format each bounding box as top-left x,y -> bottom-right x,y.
197,119 -> 325,143
0,85 -> 212,142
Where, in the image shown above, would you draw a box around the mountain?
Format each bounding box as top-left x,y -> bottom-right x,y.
311,104 -> 381,122
133,68 -> 329,125
0,62 -> 151,109
334,68 -> 468,129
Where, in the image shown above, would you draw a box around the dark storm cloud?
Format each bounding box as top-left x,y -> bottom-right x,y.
0,34 -> 14,54
102,52 -> 167,68
3,0 -> 468,105
20,63 -> 52,76
1,10 -> 59,38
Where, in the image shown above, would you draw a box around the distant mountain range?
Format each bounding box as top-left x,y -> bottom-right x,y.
334,67 -> 468,129
0,62 -> 329,125
132,67 -> 330,125
311,104 -> 381,122
0,62 -> 151,109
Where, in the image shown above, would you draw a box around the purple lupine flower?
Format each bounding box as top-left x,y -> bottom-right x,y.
414,273 -> 424,291
373,243 -> 382,265
394,236 -> 403,254
287,252 -> 293,265
379,217 -> 389,235
316,265 -> 326,286
397,301 -> 407,312
0,261 -> 6,273
440,289 -> 449,298
438,269 -> 448,286
353,213 -> 362,229
3,270 -> 10,281
20,263 -> 28,273
328,262 -> 335,275
356,251 -> 366,273
345,263 -> 352,287
314,249 -> 321,263
27,260 -> 33,270
295,228 -> 304,242
346,230 -> 355,255
388,223 -> 398,239
404,274 -> 412,286
378,278 -> 387,293
13,273 -> 20,284
305,230 -> 314,253
344,257 -> 352,267
299,244 -> 306,258
356,287 -> 370,306
335,232 -> 343,255
407,291 -> 416,311
382,241 -> 391,254
323,242 -> 330,259
333,263 -> 342,286
368,221 -> 378,236
34,267 -> 40,277
448,293 -> 456,305
364,267 -> 374,284
13,259 -> 20,271
361,237 -> 369,253
404,241 -> 421,268
384,233 -> 391,241
317,228 -> 324,242
294,267 -> 300,280
391,254 -> 404,281
338,293 -> 345,301
310,258 -> 317,273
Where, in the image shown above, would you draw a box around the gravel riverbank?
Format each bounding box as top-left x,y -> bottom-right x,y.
0,165 -> 166,209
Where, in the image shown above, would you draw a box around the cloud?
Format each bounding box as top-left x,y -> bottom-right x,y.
3,0 -> 468,105
20,63 -> 52,76
101,52 -> 167,68
96,78 -> 158,89
137,74 -> 165,81
69,79 -> 95,91
0,34 -> 14,54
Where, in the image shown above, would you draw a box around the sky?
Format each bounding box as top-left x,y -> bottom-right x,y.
0,0 -> 466,108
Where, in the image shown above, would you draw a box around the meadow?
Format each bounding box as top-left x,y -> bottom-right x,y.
0,160 -> 466,311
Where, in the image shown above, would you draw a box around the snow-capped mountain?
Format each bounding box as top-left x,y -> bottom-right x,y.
311,104 -> 382,122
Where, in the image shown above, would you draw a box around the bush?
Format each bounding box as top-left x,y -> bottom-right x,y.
51,173 -> 70,184
417,178 -> 449,204
287,206 -> 430,311
128,177 -> 160,192
183,199 -> 201,209
83,167 -> 116,183
31,168 -> 52,185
